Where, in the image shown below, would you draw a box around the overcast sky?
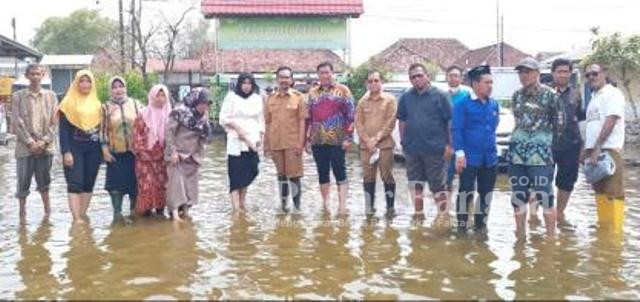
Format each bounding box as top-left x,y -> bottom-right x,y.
2,0 -> 639,65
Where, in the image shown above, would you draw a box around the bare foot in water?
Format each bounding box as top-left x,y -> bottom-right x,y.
172,209 -> 184,222
322,203 -> 331,215
181,207 -> 191,220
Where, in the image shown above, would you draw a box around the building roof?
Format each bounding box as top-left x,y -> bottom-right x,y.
454,42 -> 531,70
535,51 -> 564,62
0,35 -> 42,60
540,47 -> 591,68
368,38 -> 469,72
40,55 -> 94,67
201,0 -> 364,18
147,59 -> 204,73
147,49 -> 348,74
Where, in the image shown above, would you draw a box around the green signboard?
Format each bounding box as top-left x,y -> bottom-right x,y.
218,17 -> 347,50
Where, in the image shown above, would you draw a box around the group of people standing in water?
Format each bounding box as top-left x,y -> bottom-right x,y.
11,57 -> 627,238
13,65 -> 212,224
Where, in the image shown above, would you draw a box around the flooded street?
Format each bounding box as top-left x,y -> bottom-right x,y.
0,137 -> 639,300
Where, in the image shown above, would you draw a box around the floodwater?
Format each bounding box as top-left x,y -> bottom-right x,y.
0,138 -> 639,300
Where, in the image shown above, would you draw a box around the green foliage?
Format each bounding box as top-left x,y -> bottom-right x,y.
498,98 -> 511,109
263,72 -> 275,86
584,33 -> 640,73
346,62 -> 393,102
584,32 -> 640,120
32,9 -> 118,54
95,71 -> 158,104
422,60 -> 443,79
209,75 -> 229,122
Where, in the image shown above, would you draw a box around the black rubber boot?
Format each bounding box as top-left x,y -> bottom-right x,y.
290,177 -> 302,211
278,176 -> 289,212
474,213 -> 487,231
129,196 -> 137,214
364,182 -> 376,214
384,183 -> 396,211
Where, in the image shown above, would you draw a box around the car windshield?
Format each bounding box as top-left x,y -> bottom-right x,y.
383,87 -> 408,100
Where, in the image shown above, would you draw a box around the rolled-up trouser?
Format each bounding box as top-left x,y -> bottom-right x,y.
360,147 -> 395,184
509,164 -> 555,209
312,144 -> 347,185
15,154 -> 53,198
591,149 -> 625,199
63,142 -> 102,194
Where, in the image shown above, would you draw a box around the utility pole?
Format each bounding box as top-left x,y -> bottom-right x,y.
500,15 -> 504,67
12,17 -> 18,76
496,0 -> 501,67
130,0 -> 136,70
119,0 -> 126,72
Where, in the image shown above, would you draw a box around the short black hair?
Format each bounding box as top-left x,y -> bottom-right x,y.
317,61 -> 334,72
446,65 -> 463,74
468,65 -> 492,83
551,58 -> 573,72
24,63 -> 43,75
408,63 -> 426,74
276,66 -> 293,78
367,70 -> 385,82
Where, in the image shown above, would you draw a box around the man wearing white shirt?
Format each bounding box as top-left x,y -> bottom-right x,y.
582,64 -> 626,229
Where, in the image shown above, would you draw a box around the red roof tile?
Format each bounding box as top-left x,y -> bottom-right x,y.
201,0 -> 364,17
147,49 -> 347,74
454,42 -> 531,70
369,38 -> 469,72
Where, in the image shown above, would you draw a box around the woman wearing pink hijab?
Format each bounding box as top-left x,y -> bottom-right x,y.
132,84 -> 172,217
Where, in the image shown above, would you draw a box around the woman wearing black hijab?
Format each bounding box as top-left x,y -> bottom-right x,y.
219,73 -> 264,211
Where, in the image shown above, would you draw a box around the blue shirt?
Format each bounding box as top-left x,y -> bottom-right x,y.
397,86 -> 452,155
452,95 -> 500,167
449,85 -> 472,106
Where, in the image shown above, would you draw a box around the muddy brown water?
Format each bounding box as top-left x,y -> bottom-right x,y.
0,138 -> 638,299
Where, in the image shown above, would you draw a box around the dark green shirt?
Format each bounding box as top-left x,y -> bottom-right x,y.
509,84 -> 565,166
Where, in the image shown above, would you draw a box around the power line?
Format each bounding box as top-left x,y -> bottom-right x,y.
364,14 -> 590,34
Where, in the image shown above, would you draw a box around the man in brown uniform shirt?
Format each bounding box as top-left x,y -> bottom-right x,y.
264,66 -> 308,212
355,71 -> 397,215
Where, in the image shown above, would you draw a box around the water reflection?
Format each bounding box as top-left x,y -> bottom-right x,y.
62,224 -> 106,299
0,140 -> 639,299
16,219 -> 58,300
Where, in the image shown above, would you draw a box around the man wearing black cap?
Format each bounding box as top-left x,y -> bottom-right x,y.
509,57 -> 565,237
452,65 -> 500,233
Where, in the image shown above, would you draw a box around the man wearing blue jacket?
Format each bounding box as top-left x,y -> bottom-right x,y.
452,65 -> 500,232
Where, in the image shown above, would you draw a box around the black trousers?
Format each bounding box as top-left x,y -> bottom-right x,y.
456,165 -> 498,229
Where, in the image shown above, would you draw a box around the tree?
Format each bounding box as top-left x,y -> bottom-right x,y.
32,9 -> 118,54
422,60 -> 443,80
128,3 -> 158,88
346,61 -> 392,102
584,32 -> 640,121
95,71 -> 158,104
153,6 -> 195,83
181,18 -> 214,58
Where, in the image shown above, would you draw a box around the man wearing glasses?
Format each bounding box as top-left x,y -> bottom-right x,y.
397,63 -> 453,218
582,64 -> 626,231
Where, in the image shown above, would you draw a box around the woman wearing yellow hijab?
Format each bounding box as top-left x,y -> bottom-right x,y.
58,70 -> 103,224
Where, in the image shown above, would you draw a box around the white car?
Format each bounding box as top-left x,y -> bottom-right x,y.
377,82 -> 515,166
496,108 -> 515,167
